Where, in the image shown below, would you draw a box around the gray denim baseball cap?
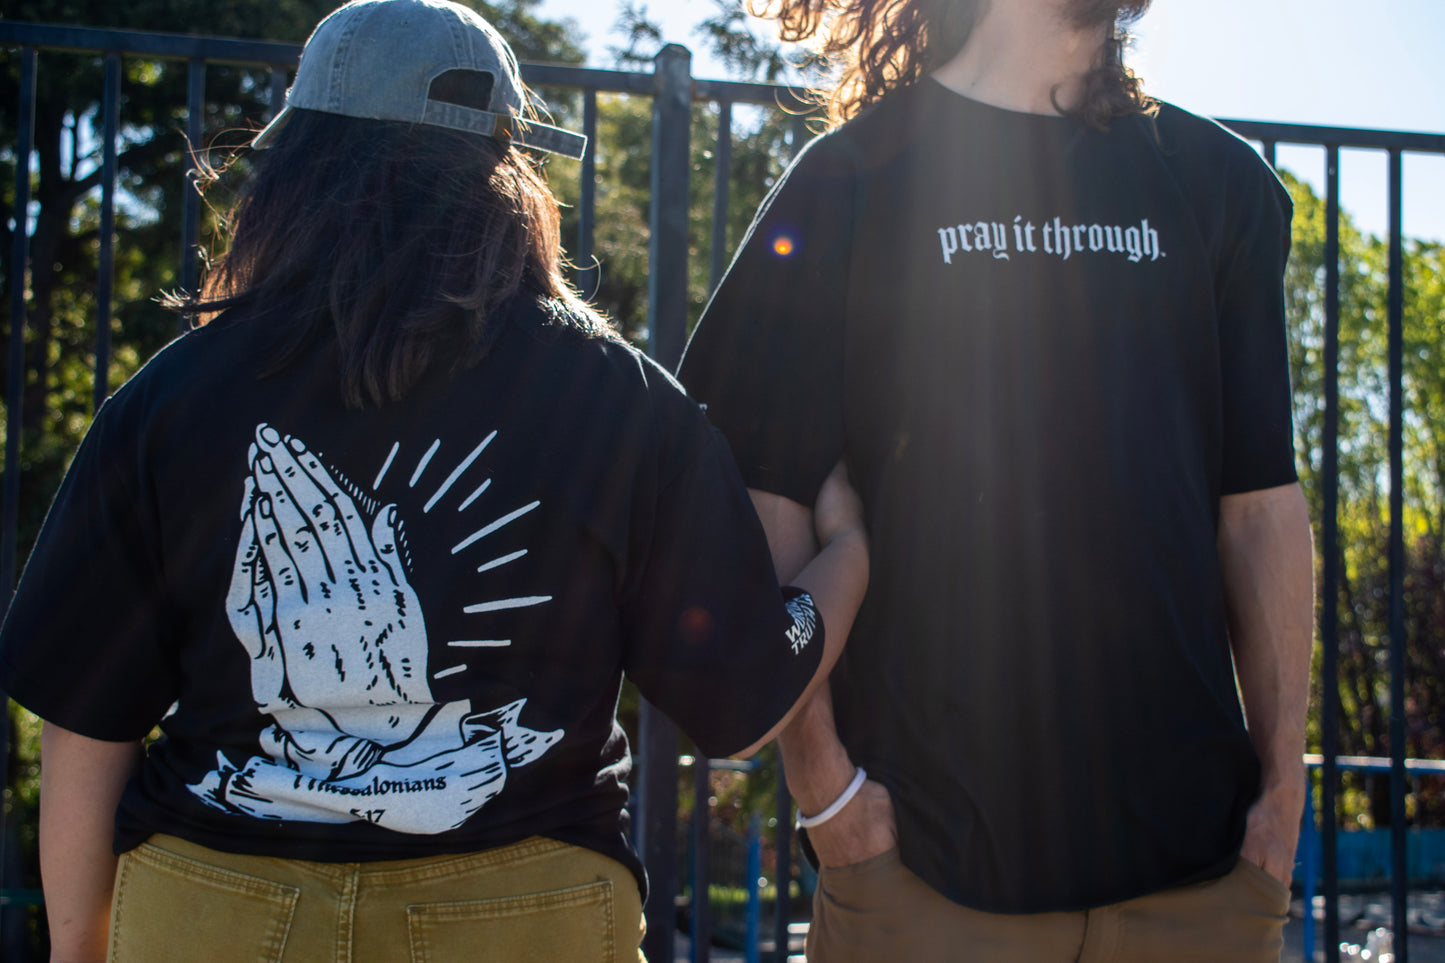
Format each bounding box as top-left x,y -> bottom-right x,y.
252,0 -> 587,159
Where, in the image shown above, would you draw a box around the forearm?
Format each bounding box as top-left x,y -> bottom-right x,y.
40,722 -> 142,963
1219,482 -> 1314,793
741,487 -> 860,797
776,687 -> 856,813
764,528 -> 868,772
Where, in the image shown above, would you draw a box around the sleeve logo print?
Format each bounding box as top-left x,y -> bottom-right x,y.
937,216 -> 1165,264
783,591 -> 819,656
187,423 -> 563,834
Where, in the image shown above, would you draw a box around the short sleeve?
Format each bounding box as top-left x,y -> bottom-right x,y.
620,425 -> 823,758
0,389 -> 179,740
1216,154 -> 1299,495
678,135 -> 855,507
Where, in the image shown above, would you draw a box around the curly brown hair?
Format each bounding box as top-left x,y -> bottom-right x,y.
753,0 -> 1153,129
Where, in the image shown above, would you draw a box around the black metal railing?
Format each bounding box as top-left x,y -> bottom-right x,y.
4,19 -> 1445,963
1227,120 -> 1445,963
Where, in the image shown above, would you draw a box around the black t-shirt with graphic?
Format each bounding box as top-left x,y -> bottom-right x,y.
680,80 -> 1296,913
0,295 -> 822,893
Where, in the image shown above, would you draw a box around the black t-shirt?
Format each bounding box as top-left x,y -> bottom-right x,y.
0,295 -> 823,895
680,80 -> 1297,913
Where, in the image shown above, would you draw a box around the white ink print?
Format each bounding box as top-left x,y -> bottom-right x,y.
937,215 -> 1165,264
784,592 -> 819,656
188,424 -> 561,834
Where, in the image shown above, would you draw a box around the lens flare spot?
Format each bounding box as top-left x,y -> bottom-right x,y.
773,235 -> 795,257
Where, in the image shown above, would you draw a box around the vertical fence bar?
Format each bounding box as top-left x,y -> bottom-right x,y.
647,44 -> 691,369
692,758 -> 711,963
746,817 -> 762,963
773,765 -> 792,962
178,58 -> 205,332
0,45 -> 38,956
2,46 -> 37,603
789,112 -> 807,159
1386,146 -> 1409,963
709,100 -> 733,293
639,44 -> 693,963
266,65 -> 287,122
1321,143 -> 1343,956
93,52 -> 121,414
637,695 -> 679,963
1262,140 -> 1277,169
1302,771 -> 1318,963
578,88 -> 598,299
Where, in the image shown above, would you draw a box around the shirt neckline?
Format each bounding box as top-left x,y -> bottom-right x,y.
922,75 -> 1073,124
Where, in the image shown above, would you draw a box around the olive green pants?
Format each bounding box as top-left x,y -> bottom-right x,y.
108,834 -> 645,963
808,852 -> 1290,963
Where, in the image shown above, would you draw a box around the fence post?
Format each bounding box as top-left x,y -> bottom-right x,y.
692,756 -> 712,963
1303,767 -> 1317,963
0,47 -> 38,958
773,762 -> 792,962
178,58 -> 205,333
638,43 -> 692,963
1321,143 -> 1342,955
1385,147 -> 1409,963
647,43 -> 691,370
746,817 -> 762,963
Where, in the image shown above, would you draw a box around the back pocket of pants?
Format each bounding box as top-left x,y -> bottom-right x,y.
407,879 -> 617,963
109,845 -> 299,963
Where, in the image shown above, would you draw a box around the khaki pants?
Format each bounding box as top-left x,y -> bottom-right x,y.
108,834 -> 645,963
808,852 -> 1289,963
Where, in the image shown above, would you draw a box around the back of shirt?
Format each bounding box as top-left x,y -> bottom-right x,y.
0,295 -> 822,888
680,81 -> 1296,912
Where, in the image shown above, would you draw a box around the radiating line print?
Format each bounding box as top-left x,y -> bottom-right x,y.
463,595 -> 553,615
373,441 -> 400,490
425,431 -> 497,514
476,549 -> 527,574
409,439 -> 442,487
451,501 -> 542,555
459,478 -> 492,512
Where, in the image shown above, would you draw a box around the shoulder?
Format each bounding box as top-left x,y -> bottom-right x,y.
507,297 -> 711,455
87,317 -> 246,433
511,296 -> 687,400
783,82 -> 935,181
1149,102 -> 1292,212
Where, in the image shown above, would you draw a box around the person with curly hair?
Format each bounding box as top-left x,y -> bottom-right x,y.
679,1 -> 1313,959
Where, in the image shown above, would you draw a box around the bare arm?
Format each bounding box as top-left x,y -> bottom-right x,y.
749,479 -> 897,866
40,722 -> 142,963
736,465 -> 869,757
1219,482 -> 1314,885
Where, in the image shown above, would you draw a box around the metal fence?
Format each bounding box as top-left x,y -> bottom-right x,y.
3,18 -> 1445,963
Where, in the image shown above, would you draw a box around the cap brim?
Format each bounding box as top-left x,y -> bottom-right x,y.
251,104 -> 294,150
250,103 -> 587,161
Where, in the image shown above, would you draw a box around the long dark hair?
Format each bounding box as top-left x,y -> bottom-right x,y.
174,105 -> 611,408
753,0 -> 1153,130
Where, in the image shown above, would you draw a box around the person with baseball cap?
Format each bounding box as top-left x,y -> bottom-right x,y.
0,2 -> 869,960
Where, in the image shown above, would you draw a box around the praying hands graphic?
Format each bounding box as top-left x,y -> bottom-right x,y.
190,424 -> 562,833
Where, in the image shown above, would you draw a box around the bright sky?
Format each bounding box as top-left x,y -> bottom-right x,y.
535,0 -> 1445,243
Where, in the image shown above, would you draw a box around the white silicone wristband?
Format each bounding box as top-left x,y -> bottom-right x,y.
796,766 -> 868,829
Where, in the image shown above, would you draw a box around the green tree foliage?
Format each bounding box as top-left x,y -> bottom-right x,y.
1282,170 -> 1445,829
557,0 -> 817,348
